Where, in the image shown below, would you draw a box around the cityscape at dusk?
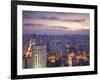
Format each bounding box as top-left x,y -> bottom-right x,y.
22,11 -> 90,68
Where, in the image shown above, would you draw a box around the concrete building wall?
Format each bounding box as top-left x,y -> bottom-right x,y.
32,45 -> 46,68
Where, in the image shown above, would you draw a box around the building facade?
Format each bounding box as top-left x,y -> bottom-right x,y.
32,45 -> 46,68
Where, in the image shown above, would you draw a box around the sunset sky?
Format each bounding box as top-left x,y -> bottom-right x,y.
23,11 -> 90,35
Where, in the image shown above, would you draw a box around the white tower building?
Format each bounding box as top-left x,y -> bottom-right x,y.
32,45 -> 46,68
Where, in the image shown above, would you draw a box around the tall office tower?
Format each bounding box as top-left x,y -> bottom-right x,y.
32,45 -> 47,68
24,38 -> 47,68
68,50 -> 75,66
24,40 -> 33,68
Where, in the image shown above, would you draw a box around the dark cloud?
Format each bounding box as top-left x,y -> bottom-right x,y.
24,15 -> 86,23
48,16 -> 59,20
24,15 -> 60,21
23,23 -> 45,27
63,18 -> 86,22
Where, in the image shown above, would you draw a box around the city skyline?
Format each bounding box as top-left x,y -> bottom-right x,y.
23,11 -> 90,35
22,11 -> 90,68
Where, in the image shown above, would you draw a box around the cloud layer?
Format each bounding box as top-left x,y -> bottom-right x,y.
23,11 -> 90,35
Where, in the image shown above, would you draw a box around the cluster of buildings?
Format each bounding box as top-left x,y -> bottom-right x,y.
47,47 -> 89,67
22,34 -> 89,68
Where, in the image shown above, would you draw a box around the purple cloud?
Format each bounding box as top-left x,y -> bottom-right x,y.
23,23 -> 45,27
63,18 -> 86,22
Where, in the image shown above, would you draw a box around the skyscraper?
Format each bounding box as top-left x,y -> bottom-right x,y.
32,45 -> 46,68
24,40 -> 33,68
24,39 -> 47,68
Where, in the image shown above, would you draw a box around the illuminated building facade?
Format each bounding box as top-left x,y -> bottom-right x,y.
24,39 -> 47,68
32,45 -> 46,68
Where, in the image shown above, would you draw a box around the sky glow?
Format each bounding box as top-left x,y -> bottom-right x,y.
23,11 -> 90,35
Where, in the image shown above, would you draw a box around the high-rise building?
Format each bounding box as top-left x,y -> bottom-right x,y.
24,39 -> 33,68
68,50 -> 75,66
32,45 -> 46,68
24,39 -> 47,68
